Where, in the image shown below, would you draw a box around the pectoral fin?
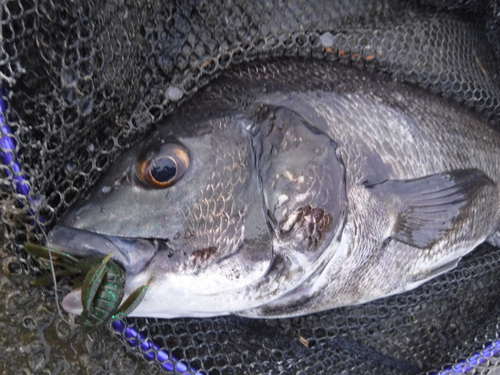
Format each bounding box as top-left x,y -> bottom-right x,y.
368,169 -> 493,249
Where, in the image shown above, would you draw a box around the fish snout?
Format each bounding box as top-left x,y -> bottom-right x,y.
47,226 -> 156,275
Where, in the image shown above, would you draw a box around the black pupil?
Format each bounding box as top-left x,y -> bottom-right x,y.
151,157 -> 176,183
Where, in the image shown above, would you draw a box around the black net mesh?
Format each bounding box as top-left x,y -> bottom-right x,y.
1,0 -> 500,374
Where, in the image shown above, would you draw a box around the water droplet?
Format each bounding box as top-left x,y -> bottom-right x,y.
237,115 -> 258,135
166,86 -> 182,101
80,98 -> 93,116
320,32 -> 335,48
66,163 -> 76,172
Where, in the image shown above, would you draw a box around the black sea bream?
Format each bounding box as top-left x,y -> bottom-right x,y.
47,60 -> 500,319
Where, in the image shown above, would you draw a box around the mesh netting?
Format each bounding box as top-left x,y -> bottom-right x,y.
1,0 -> 500,374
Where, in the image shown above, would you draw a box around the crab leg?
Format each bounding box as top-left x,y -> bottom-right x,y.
111,278 -> 153,322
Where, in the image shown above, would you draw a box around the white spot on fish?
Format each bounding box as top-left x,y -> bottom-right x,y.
88,143 -> 94,152
281,211 -> 300,232
102,186 -> 111,193
277,194 -> 289,206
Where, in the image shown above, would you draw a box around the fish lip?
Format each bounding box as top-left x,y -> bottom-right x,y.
47,225 -> 157,275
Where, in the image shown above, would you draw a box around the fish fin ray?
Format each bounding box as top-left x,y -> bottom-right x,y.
369,169 -> 493,249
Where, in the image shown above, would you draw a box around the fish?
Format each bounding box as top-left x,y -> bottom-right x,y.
46,59 -> 500,319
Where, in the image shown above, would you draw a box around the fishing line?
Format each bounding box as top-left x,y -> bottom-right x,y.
42,229 -> 71,325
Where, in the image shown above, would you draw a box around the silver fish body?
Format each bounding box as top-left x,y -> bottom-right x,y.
49,60 -> 500,319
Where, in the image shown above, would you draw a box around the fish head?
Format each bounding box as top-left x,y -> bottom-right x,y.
49,98 -> 347,318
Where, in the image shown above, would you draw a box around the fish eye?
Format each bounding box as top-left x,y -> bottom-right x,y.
138,143 -> 190,188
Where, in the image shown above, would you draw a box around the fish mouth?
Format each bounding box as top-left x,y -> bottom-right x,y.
47,225 -> 158,316
47,225 -> 158,275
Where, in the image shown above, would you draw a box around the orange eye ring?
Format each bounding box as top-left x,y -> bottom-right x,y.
138,143 -> 189,188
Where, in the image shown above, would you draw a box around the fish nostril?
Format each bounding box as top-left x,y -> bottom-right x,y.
119,173 -> 130,185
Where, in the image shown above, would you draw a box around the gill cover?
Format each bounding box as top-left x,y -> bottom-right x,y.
254,102 -> 346,258
243,101 -> 347,315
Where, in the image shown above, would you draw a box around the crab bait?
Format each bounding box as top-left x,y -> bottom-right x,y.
24,242 -> 151,333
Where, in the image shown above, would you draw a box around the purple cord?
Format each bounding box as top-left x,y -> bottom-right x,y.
0,93 -> 30,196
428,340 -> 500,375
112,320 -> 206,374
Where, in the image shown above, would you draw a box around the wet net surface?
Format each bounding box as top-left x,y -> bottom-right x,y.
2,0 -> 500,374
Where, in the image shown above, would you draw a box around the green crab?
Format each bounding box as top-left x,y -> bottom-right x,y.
24,242 -> 151,333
